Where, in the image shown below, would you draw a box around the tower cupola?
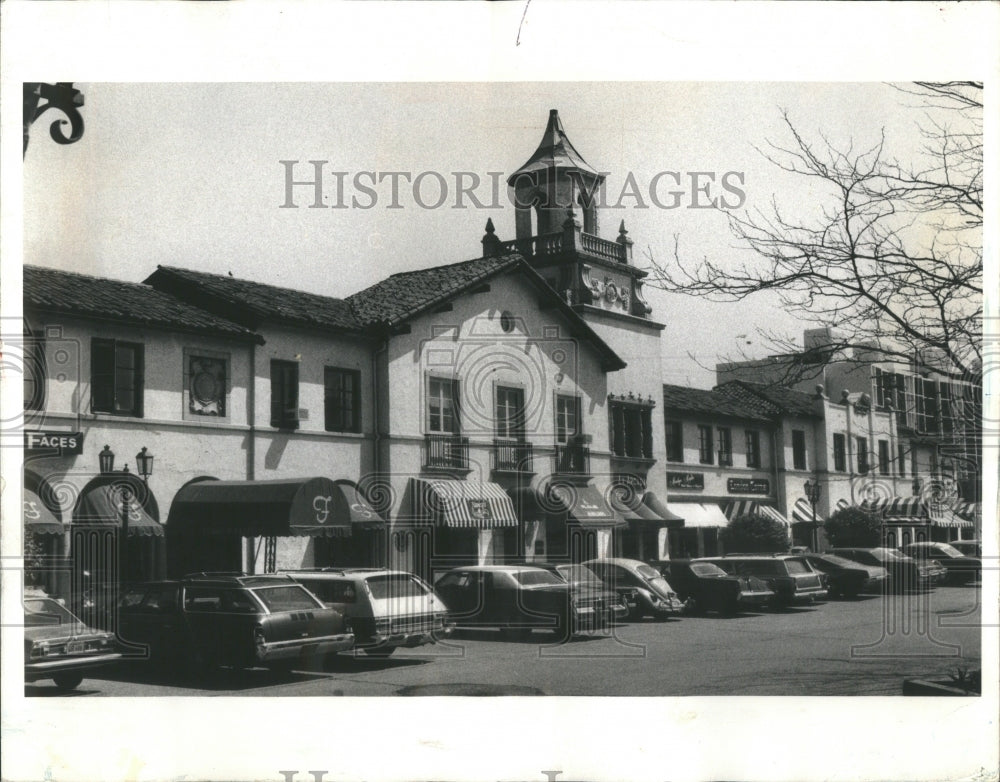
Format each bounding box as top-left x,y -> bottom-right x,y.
508,109 -> 605,239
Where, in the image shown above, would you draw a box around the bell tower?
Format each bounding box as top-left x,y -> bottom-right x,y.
509,109 -> 604,238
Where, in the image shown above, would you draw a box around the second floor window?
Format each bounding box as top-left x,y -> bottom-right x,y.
833,433 -> 847,472
270,360 -> 299,429
791,429 -> 807,470
325,367 -> 360,433
898,443 -> 907,477
428,377 -> 459,434
716,427 -> 733,466
555,394 -> 580,444
495,386 -> 525,440
609,401 -> 654,459
878,439 -> 891,474
698,425 -> 713,464
745,429 -> 760,468
856,436 -> 869,474
92,338 -> 143,416
665,419 -> 683,462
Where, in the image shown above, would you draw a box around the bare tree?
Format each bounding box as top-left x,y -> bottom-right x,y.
649,82 -> 983,383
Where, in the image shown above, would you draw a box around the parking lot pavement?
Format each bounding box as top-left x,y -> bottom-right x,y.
27,585 -> 981,697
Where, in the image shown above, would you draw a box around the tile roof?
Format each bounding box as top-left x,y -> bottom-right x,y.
23,265 -> 260,342
347,254 -> 522,326
145,266 -> 363,332
715,380 -> 822,418
661,383 -> 773,423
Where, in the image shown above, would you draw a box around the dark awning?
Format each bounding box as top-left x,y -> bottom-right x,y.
23,488 -> 64,535
546,483 -> 625,528
167,477 -> 385,538
414,478 -> 518,529
609,487 -> 684,528
73,484 -> 164,537
641,491 -> 685,527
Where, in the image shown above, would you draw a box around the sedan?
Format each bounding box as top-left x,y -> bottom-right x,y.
903,542 -> 981,584
828,547 -> 935,592
804,553 -> 888,598
24,595 -> 121,691
655,559 -> 774,614
583,558 -> 683,619
434,565 -> 617,640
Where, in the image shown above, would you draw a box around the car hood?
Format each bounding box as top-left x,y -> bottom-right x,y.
24,623 -> 109,642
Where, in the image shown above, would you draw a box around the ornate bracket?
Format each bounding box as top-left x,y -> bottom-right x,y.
23,82 -> 85,156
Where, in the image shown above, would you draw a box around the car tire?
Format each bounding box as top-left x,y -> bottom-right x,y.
52,672 -> 84,691
363,646 -> 397,658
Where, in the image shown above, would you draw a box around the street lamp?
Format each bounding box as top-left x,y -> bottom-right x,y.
804,478 -> 821,552
135,447 -> 154,483
98,445 -> 115,474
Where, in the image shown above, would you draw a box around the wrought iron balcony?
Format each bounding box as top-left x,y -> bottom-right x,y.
491,439 -> 534,473
424,434 -> 470,470
553,443 -> 591,476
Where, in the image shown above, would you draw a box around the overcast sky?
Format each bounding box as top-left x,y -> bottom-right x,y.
23,81 -> 948,387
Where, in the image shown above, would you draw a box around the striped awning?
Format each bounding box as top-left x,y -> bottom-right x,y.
955,501 -> 981,522
928,508 -> 974,528
682,502 -> 733,528
723,500 -> 790,527
861,496 -> 929,526
836,498 -> 850,512
416,479 -> 518,529
791,497 -> 817,524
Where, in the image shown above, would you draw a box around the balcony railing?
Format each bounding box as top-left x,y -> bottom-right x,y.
553,443 -> 591,476
491,439 -> 534,473
496,232 -> 564,258
424,434 -> 469,470
580,232 -> 627,264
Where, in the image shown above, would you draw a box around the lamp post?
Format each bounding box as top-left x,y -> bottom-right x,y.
135,446 -> 154,483
804,478 -> 821,552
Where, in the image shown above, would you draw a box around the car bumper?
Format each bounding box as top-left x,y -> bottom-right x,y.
738,592 -> 774,606
573,604 -> 629,629
25,652 -> 122,679
368,624 -> 453,650
788,589 -> 828,604
862,576 -> 888,593
255,633 -> 355,662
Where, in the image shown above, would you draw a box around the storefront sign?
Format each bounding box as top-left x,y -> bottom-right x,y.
24,430 -> 84,455
467,499 -> 493,520
667,471 -> 704,490
727,478 -> 770,495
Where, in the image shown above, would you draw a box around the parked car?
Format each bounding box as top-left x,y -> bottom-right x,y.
551,564 -> 630,623
285,568 -> 452,656
903,542 -> 981,584
698,555 -> 828,607
583,558 -> 683,619
118,574 -> 354,674
24,594 -> 122,691
654,559 -> 774,614
949,539 -> 982,558
434,565 -> 617,639
803,553 -> 888,598
828,548 -> 937,592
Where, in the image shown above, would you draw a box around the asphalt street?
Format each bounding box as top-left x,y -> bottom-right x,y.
26,584 -> 982,697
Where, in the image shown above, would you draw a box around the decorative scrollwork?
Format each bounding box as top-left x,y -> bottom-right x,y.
23,82 -> 85,156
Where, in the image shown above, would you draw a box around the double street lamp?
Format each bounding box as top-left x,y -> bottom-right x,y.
98,445 -> 154,582
804,478 -> 821,552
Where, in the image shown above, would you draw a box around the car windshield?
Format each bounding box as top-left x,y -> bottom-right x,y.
784,559 -> 811,574
876,549 -> 906,561
690,563 -> 727,577
24,597 -> 81,626
927,544 -> 963,558
366,574 -> 430,600
252,585 -> 323,612
512,569 -> 564,586
556,565 -> 603,586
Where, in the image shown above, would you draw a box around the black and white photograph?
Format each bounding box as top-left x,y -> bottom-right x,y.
2,3 -> 997,782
